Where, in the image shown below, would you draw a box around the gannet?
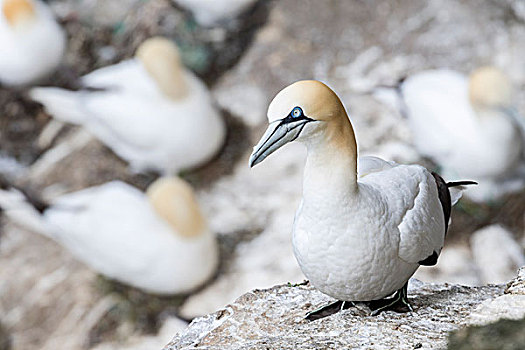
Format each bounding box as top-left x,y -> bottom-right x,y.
30,37 -> 226,174
398,67 -> 525,203
0,0 -> 65,85
0,177 -> 218,295
172,0 -> 257,27
249,80 -> 475,318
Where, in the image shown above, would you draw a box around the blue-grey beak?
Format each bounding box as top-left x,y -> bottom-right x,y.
249,117 -> 314,167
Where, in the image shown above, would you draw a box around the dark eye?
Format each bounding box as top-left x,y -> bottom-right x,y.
292,107 -> 303,118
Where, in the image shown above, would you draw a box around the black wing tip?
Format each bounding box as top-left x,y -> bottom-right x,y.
0,176 -> 49,214
419,251 -> 439,266
446,180 -> 478,187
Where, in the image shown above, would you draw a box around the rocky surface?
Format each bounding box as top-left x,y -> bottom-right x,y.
0,322 -> 10,350
165,268 -> 525,350
91,317 -> 188,350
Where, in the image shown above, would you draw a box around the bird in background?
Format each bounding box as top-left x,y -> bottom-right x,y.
30,36 -> 226,175
250,80 -> 475,319
0,0 -> 65,86
172,0 -> 258,27
0,176 -> 218,295
387,66 -> 525,203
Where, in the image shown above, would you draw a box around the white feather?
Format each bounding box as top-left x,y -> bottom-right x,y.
0,0 -> 65,85
29,59 -> 226,174
400,69 -> 525,202
0,181 -> 218,295
449,186 -> 464,206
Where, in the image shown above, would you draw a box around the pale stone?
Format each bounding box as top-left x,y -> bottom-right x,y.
470,225 -> 525,284
468,294 -> 525,326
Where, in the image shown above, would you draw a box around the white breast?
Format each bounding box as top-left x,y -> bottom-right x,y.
293,157 -> 445,301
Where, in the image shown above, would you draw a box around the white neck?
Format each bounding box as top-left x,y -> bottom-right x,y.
302,119 -> 358,205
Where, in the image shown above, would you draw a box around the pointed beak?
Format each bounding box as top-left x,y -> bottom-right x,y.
249,117 -> 313,167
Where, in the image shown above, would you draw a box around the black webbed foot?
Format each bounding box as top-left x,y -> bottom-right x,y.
306,300 -> 354,321
367,282 -> 413,316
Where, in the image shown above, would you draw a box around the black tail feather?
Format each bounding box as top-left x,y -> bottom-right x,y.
0,175 -> 49,213
446,180 -> 478,188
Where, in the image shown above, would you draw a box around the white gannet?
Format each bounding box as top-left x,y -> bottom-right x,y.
0,177 -> 218,295
172,0 -> 257,27
398,67 -> 525,203
249,80 -> 474,318
30,37 -> 226,174
0,0 -> 65,86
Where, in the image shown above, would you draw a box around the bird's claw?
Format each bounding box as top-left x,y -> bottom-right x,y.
367,282 -> 413,316
305,300 -> 355,321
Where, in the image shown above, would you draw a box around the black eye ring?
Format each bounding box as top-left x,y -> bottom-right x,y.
291,107 -> 303,118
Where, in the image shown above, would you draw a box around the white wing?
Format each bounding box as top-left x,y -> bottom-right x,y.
358,156 -> 396,178
78,69 -> 225,172
31,60 -> 225,173
43,181 -> 217,294
396,169 -> 445,264
43,182 -> 161,276
361,162 -> 446,264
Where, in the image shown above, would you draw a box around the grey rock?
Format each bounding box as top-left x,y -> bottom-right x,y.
505,266 -> 525,295
0,322 -> 10,350
164,279 -> 515,350
467,294 -> 525,326
448,317 -> 525,350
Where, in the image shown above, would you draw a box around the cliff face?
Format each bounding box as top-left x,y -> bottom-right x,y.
164,268 -> 525,350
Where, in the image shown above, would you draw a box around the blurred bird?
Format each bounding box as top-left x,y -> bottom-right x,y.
250,80 -> 474,318
0,177 -> 218,295
172,0 -> 258,26
30,37 -> 226,174
0,0 -> 65,85
393,67 -> 525,203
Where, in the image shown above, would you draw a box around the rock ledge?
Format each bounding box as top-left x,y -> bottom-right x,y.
165,268 -> 525,350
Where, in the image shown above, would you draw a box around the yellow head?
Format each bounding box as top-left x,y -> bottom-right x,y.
146,177 -> 206,238
250,80 -> 356,167
267,80 -> 347,124
135,37 -> 188,101
468,66 -> 513,110
2,0 -> 35,29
